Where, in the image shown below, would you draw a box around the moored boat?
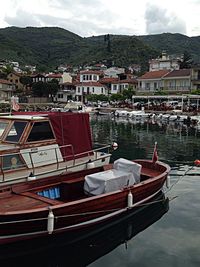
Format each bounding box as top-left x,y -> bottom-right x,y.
0,112 -> 112,185
0,156 -> 170,245
0,190 -> 169,263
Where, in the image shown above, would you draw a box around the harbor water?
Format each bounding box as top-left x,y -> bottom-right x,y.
2,114 -> 200,267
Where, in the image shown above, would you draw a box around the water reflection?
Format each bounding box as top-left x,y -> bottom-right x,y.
91,115 -> 200,166
1,192 -> 169,267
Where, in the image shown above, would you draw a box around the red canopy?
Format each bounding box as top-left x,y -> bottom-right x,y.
14,112 -> 93,160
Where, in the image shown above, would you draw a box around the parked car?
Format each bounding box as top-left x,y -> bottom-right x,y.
100,101 -> 109,107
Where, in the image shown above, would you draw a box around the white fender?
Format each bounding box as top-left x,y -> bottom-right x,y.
127,191 -> 133,208
87,160 -> 95,169
166,175 -> 171,188
47,209 -> 54,234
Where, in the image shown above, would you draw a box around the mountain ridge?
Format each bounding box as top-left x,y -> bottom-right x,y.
0,26 -> 199,71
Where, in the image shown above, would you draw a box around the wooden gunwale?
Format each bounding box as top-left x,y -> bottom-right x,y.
0,160 -> 170,217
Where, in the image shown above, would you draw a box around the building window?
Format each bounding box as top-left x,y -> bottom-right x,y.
92,87 -> 94,93
58,94 -> 63,98
101,88 -> 104,94
146,83 -> 150,89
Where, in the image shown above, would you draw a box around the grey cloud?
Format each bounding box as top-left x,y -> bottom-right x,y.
37,13 -> 136,37
50,0 -> 102,7
3,2 -> 142,37
145,4 -> 186,35
5,10 -> 41,27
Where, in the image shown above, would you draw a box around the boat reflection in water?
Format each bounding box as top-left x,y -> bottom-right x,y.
1,191 -> 169,267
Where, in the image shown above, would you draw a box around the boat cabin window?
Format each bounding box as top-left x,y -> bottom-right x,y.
27,121 -> 55,142
0,121 -> 9,139
2,154 -> 26,171
5,121 -> 27,143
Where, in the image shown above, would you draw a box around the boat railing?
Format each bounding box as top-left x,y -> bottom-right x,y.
61,144 -> 112,168
0,143 -> 112,182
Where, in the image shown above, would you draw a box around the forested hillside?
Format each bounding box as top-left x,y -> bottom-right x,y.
0,27 -> 199,71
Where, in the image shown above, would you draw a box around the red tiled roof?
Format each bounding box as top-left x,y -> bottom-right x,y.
138,70 -> 170,79
99,77 -> 119,83
164,69 -> 191,78
118,78 -> 137,84
60,82 -> 75,86
47,74 -> 62,78
0,79 -> 12,85
9,72 -> 22,77
80,70 -> 104,75
30,74 -> 46,77
75,81 -> 105,87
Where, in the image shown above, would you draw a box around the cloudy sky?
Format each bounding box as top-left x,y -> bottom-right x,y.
0,0 -> 200,37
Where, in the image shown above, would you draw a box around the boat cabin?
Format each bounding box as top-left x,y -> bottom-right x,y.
0,115 -> 60,170
0,112 -> 111,185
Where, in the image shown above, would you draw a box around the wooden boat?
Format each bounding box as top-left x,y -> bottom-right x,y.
0,112 -> 112,185
0,190 -> 169,263
0,157 -> 170,245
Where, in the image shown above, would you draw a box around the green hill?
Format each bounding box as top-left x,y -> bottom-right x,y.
0,27 -> 200,71
137,33 -> 200,62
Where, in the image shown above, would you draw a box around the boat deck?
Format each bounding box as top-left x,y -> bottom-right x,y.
0,164 -> 166,213
0,194 -> 49,212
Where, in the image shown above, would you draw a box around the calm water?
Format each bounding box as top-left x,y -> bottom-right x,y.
2,115 -> 200,267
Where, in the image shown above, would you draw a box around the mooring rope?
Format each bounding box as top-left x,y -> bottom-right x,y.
164,165 -> 195,195
0,194 -> 176,226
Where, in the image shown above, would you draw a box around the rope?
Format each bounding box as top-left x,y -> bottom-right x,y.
164,165 -> 195,195
0,194 -> 174,226
158,157 -> 195,165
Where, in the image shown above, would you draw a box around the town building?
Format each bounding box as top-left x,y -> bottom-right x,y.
137,69 -> 191,94
149,51 -> 180,72
137,70 -> 170,92
191,65 -> 200,90
7,72 -> 23,91
0,79 -> 14,101
163,69 -> 191,93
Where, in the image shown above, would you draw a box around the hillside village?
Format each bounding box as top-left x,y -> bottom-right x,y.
0,51 -> 200,111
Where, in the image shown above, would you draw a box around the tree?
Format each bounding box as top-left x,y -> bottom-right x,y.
154,90 -> 168,95
180,51 -> 193,69
2,64 -> 13,76
32,80 -> 59,99
47,80 -> 59,100
122,86 -> 136,100
191,89 -> 200,95
32,81 -> 47,97
110,93 -> 124,102
20,76 -> 33,94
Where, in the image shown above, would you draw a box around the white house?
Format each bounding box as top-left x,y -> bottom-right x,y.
0,79 -> 14,101
74,70 -> 107,101
75,82 -> 108,101
149,51 -> 180,72
103,67 -> 125,78
163,69 -> 191,92
137,70 -> 170,92
79,70 -> 103,82
110,78 -> 137,94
